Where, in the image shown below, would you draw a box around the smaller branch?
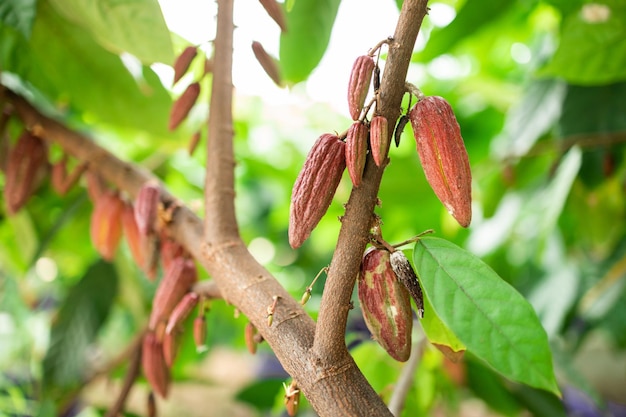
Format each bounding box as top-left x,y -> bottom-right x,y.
104,340 -> 143,417
388,334 -> 425,416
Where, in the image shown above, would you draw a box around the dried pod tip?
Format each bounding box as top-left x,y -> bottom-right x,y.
288,134 -> 346,248
389,250 -> 424,318
409,96 -> 472,227
358,247 -> 412,362
347,55 -> 375,121
345,121 -> 368,187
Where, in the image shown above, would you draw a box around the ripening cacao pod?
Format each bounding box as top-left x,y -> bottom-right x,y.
168,82 -> 200,131
90,191 -> 124,260
358,247 -> 412,362
288,134 -> 346,249
149,258 -> 198,330
172,46 -> 198,85
347,55 -> 375,120
346,121 -> 368,187
409,96 -> 472,227
369,115 -> 389,167
135,181 -> 160,237
4,131 -> 48,214
142,331 -> 170,398
390,250 -> 424,318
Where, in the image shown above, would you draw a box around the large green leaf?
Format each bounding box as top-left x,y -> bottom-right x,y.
418,0 -> 514,61
2,1 -> 175,137
47,0 -> 173,65
0,0 -> 37,38
412,237 -> 560,396
43,260 -> 118,398
538,0 -> 626,85
279,0 -> 340,84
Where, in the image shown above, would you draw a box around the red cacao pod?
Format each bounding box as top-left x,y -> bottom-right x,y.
149,257 -> 198,330
288,134 -> 346,249
369,115 -> 389,167
172,46 -> 198,85
409,96 -> 472,227
168,82 -> 200,131
347,55 -> 375,120
345,121 -> 368,187
142,331 -> 170,398
134,181 -> 160,237
358,248 -> 412,362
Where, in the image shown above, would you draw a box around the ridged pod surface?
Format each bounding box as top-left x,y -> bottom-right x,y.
288,134 -> 346,248
369,115 -> 389,167
346,121 -> 368,187
347,55 -> 375,120
409,96 -> 472,227
358,248 -> 412,362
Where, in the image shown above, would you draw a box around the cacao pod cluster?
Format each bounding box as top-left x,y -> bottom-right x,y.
357,246 -> 424,362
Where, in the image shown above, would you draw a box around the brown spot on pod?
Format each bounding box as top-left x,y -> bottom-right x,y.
346,121 -> 369,187
347,55 -> 375,120
358,248 -> 412,362
288,134 -> 346,248
369,115 -> 389,167
409,96 -> 472,227
142,331 -> 170,398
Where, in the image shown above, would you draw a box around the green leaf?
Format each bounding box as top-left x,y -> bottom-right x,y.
0,0 -> 37,38
418,0 -> 514,61
7,1 -> 175,137
538,0 -> 626,84
412,237 -> 560,396
279,0 -> 340,84
420,294 -> 466,355
47,0 -> 173,65
235,379 -> 284,411
43,260 -> 118,398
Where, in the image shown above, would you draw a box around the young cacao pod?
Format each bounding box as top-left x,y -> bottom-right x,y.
369,115 -> 389,167
288,134 -> 346,249
90,190 -> 124,260
347,55 -> 375,120
149,257 -> 198,330
409,96 -> 472,227
172,46 -> 198,85
142,331 -> 170,398
358,247 -> 413,362
345,121 -> 368,187
168,82 -> 200,131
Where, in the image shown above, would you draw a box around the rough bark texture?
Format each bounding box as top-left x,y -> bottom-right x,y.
4,0 -> 430,415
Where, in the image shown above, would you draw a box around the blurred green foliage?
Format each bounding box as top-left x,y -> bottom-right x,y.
1,0 -> 626,416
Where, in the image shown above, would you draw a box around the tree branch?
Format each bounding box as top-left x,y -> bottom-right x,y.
313,0 -> 429,362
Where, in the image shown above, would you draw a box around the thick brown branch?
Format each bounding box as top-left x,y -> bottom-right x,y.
313,0 -> 429,362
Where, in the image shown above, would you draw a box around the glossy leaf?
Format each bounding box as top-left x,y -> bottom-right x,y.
538,0 -> 626,85
279,0 -> 340,84
420,294 -> 466,360
413,237 -> 560,396
43,260 -> 118,398
47,0 -> 173,65
0,0 -> 37,38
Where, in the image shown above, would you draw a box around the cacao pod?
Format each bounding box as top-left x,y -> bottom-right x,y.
358,247 -> 412,362
245,322 -> 257,355
149,257 -> 198,330
172,46 -> 198,85
90,190 -> 124,260
347,55 -> 375,120
165,292 -> 200,335
409,96 -> 472,227
135,181 -> 160,237
160,236 -> 188,272
258,0 -> 287,32
193,315 -> 207,351
288,134 -> 346,249
168,82 -> 200,131
389,250 -> 424,318
142,331 -> 170,398
121,201 -> 145,270
369,115 -> 389,167
4,131 -> 48,214
252,41 -> 282,87
345,121 -> 368,187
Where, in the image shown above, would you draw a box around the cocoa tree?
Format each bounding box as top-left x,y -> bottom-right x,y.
2,0 -> 625,416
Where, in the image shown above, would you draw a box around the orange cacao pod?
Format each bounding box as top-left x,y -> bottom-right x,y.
288,134 -> 346,249
90,191 -> 124,260
369,116 -> 389,167
409,96 -> 472,227
4,131 -> 48,214
142,331 -> 170,398
149,258 -> 198,330
358,248 -> 412,362
345,121 -> 368,187
347,55 -> 375,120
168,82 -> 200,131
172,46 -> 198,85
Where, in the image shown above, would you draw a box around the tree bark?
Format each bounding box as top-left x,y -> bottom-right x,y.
5,0 -> 430,415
